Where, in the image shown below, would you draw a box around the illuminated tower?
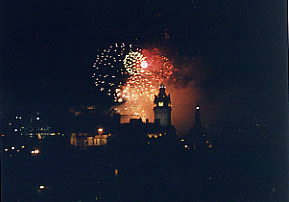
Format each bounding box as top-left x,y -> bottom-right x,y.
153,84 -> 171,127
194,104 -> 201,129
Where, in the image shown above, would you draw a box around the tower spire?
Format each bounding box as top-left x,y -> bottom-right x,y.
194,104 -> 201,129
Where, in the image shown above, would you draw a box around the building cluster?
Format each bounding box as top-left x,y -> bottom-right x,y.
69,84 -> 213,152
0,84 -> 214,152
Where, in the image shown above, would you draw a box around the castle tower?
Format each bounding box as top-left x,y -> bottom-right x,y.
153,84 -> 171,127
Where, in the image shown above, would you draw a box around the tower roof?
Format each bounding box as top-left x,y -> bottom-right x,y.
154,84 -> 171,106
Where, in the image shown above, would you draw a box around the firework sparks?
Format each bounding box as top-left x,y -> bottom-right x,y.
92,44 -> 175,122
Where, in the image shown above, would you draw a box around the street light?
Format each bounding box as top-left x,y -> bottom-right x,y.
98,128 -> 104,135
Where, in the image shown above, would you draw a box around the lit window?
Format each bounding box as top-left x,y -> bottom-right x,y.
158,102 -> 164,107
39,185 -> 45,190
196,106 -> 200,110
184,145 -> 188,148
181,139 -> 184,142
11,146 -> 15,150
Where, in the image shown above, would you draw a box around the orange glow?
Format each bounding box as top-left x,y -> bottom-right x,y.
114,169 -> 119,176
98,128 -> 104,132
74,112 -> 81,116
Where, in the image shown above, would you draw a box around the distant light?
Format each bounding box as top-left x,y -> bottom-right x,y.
36,117 -> 40,121
184,145 -> 188,148
14,129 -> 18,132
31,151 -> 35,154
50,133 -> 55,136
196,106 -> 200,110
11,146 -> 15,150
1,134 -> 5,137
34,149 -> 40,154
19,116 -> 22,119
98,128 -> 104,133
39,185 -> 45,190
4,148 -> 8,152
17,150 -> 20,152
21,145 -> 25,149
180,139 -> 184,142
114,169 -> 119,176
8,122 -> 12,126
16,116 -> 18,119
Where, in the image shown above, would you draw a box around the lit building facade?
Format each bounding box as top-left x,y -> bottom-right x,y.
70,132 -> 110,147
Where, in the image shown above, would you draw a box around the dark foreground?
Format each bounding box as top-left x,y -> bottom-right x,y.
1,133 -> 287,202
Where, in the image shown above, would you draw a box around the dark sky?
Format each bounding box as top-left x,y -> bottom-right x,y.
1,0 -> 287,127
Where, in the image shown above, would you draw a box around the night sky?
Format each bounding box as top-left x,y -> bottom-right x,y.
1,0 -> 287,128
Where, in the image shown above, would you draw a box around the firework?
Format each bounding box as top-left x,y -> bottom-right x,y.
91,42 -> 132,101
92,44 -> 175,121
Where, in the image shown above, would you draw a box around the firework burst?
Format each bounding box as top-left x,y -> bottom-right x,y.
92,44 -> 175,121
